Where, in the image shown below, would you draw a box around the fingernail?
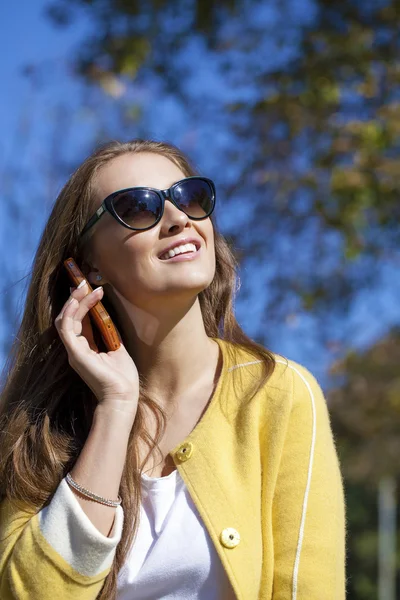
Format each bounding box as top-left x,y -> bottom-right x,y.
94,286 -> 103,294
77,279 -> 87,289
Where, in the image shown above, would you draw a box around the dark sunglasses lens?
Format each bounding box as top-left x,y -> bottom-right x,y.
173,179 -> 214,217
112,190 -> 161,229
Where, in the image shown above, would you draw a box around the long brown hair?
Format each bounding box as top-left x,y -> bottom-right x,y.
0,139 -> 275,599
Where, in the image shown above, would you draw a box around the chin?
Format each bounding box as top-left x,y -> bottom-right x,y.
159,277 -> 212,297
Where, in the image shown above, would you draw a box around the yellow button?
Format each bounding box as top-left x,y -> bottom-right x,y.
175,442 -> 193,462
220,527 -> 241,549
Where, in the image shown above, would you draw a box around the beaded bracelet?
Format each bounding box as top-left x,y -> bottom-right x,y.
66,472 -> 122,508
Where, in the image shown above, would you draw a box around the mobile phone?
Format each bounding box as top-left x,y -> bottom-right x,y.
63,257 -> 121,351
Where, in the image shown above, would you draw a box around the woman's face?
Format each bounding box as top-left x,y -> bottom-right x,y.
86,152 -> 216,308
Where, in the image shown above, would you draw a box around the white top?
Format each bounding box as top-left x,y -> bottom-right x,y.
38,472 -> 235,599
117,468 -> 235,599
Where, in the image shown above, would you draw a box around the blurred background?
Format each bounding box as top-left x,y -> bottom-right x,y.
1,0 -> 400,597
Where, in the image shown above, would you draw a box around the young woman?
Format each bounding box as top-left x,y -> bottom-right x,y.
0,139 -> 346,599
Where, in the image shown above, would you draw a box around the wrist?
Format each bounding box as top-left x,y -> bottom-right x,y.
94,401 -> 136,428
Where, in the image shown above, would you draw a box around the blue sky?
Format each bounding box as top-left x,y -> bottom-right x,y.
1,1 -> 399,384
0,3 -> 87,159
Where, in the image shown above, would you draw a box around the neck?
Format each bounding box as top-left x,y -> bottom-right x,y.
109,290 -> 219,402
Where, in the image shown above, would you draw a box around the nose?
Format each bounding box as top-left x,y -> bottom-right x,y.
160,198 -> 191,233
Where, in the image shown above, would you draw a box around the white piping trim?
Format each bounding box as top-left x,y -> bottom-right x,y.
229,356 -> 316,599
227,360 -> 263,372
275,359 -> 316,600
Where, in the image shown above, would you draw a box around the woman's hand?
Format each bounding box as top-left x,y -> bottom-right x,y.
55,280 -> 139,419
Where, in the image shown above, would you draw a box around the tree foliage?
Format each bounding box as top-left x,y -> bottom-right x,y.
45,0 -> 400,327
328,328 -> 400,598
329,327 -> 400,484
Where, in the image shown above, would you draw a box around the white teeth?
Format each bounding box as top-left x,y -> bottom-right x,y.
160,243 -> 197,260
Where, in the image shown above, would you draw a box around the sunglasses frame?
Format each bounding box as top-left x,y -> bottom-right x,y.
79,176 -> 216,237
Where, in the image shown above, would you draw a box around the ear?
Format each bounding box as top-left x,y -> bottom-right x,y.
87,270 -> 104,286
80,257 -> 104,286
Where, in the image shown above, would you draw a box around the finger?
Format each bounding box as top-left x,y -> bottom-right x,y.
56,296 -> 80,342
55,301 -> 99,353
75,288 -> 123,352
58,288 -> 103,347
69,287 -> 103,328
57,289 -> 80,320
69,286 -> 103,325
58,280 -> 89,320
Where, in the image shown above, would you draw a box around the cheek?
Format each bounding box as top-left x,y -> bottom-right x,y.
209,244 -> 216,275
206,224 -> 215,257
91,233 -> 142,280
119,239 -> 168,291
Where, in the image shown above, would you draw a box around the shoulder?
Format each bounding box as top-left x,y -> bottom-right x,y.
272,355 -> 322,391
217,337 -> 325,404
269,354 -> 327,412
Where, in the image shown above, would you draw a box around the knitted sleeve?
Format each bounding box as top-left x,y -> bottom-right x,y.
271,360 -> 347,599
0,478 -> 124,599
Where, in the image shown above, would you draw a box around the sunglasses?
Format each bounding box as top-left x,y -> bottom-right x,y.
79,176 -> 216,237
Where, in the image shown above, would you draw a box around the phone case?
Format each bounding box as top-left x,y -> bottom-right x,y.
63,257 -> 121,351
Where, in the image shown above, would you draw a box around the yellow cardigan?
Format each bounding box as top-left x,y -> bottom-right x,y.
0,337 -> 346,599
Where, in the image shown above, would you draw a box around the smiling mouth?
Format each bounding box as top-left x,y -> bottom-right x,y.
159,242 -> 200,261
